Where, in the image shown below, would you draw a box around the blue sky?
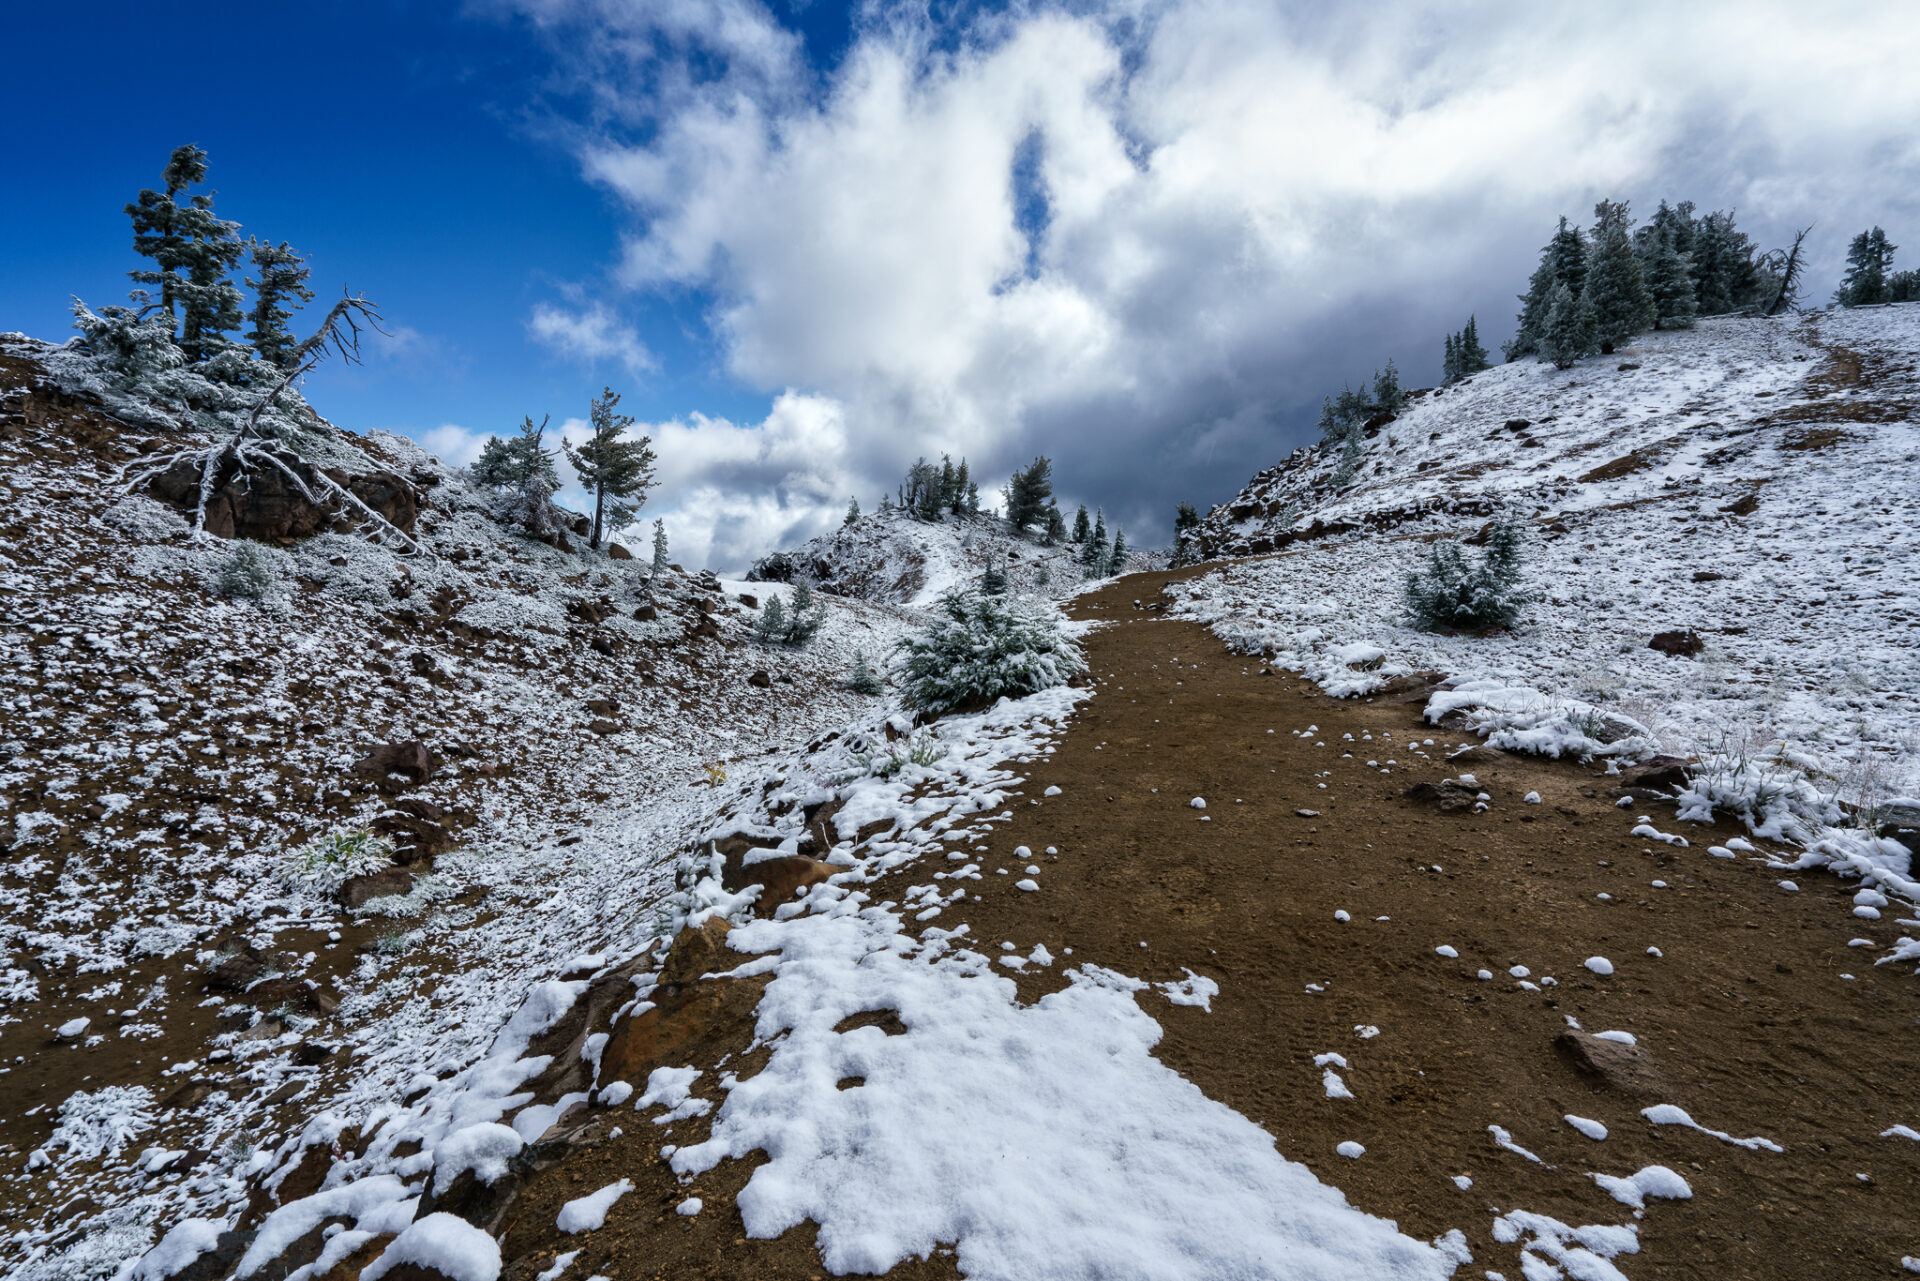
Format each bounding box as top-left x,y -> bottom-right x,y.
6,2 -> 1918,569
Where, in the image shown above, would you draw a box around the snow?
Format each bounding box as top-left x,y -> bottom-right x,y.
431,1123 -> 525,1194
1190,796 -> 1207,809
1563,1115 -> 1608,1141
40,1085 -> 155,1161
556,1180 -> 633,1234
1490,1208 -> 1638,1281
1591,1165 -> 1692,1210
1488,1125 -> 1549,1166
1435,945 -> 1459,959
1584,956 -> 1615,976
55,1016 -> 89,1038
362,1213 -> 502,1281
676,1197 -> 703,1217
1879,1124 -> 1920,1141
1336,1141 -> 1366,1159
1640,1104 -> 1784,1152
1593,1030 -> 1637,1046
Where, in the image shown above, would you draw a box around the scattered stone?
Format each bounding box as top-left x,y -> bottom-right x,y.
1649,629 -> 1704,658
1555,1030 -> 1666,1095
338,868 -> 414,909
606,543 -> 632,560
246,977 -> 341,1017
204,945 -> 271,994
585,698 -> 620,717
587,719 -> 621,736
738,593 -> 758,609
589,636 -> 616,656
1616,756 -> 1691,795
748,670 -> 773,689
632,603 -> 658,622
1404,780 -> 1479,813
351,740 -> 440,791
1691,571 -> 1725,583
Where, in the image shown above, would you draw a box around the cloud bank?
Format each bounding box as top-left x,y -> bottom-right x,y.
502,0 -> 1920,570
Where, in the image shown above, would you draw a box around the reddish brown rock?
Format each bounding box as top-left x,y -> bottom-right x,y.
1649,629 -> 1704,658
338,868 -> 414,908
351,741 -> 440,790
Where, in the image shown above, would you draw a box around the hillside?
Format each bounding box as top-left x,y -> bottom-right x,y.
1,305 -> 1916,1281
750,504 -> 1149,607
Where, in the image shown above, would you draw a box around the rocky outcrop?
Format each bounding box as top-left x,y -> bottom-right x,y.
142,449 -> 418,542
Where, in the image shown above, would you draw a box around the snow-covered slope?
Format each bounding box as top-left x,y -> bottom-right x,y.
1171,305 -> 1919,909
0,334 -> 923,1275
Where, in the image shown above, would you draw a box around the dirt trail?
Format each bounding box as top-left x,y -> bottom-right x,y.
448,565 -> 1919,1280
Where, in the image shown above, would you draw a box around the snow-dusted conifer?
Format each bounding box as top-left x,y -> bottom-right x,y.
1507,256 -> 1556,361
1108,526 -> 1128,572
563,387 -> 656,549
847,650 -> 885,695
965,480 -> 980,514
125,145 -> 206,330
1402,516 -> 1532,631
1643,232 -> 1697,329
1459,316 -> 1489,374
1043,501 -> 1066,546
1071,504 -> 1090,543
754,593 -> 787,643
1689,210 -> 1759,315
651,518 -> 669,575
1443,332 -> 1460,383
1372,360 -> 1403,412
1585,202 -> 1655,353
1081,509 -> 1108,576
244,240 -> 314,369
1835,227 -> 1897,307
1540,283 -> 1598,369
894,588 -> 1086,717
980,556 -> 1008,595
1002,457 -> 1053,534
845,497 -> 860,525
217,540 -> 278,602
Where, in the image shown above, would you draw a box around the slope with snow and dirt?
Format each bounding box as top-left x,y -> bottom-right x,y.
0,333 -> 924,1277
751,503 -> 1131,608
1174,306 -> 1919,907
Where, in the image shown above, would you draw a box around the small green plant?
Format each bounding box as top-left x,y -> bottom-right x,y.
217,539 -> 279,602
1402,517 -> 1532,631
847,650 -> 886,695
869,730 -> 943,778
279,828 -> 393,896
753,580 -> 826,647
894,587 -> 1086,717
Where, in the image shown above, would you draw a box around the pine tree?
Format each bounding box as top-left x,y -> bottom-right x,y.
1108,526 -> 1128,572
243,240 -> 314,370
125,145 -> 205,329
845,497 -> 861,526
847,649 -> 885,694
1643,230 -> 1698,330
168,154 -> 246,363
1002,457 -> 1053,534
938,455 -> 958,513
980,556 -> 1008,595
1547,215 -> 1588,301
1507,256 -> 1557,361
1043,500 -> 1066,546
1443,332 -> 1460,384
1540,283 -> 1598,369
1081,509 -> 1108,576
651,518 -> 669,575
1459,315 -> 1489,374
1889,269 -> 1920,304
1585,202 -> 1655,353
950,458 -> 971,515
754,593 -> 787,643
1071,504 -> 1090,543
879,492 -> 892,512
1372,360 -> 1403,412
563,387 -> 657,549
1835,227 -> 1897,306
1171,501 -> 1202,567
965,480 -> 980,514
1690,210 -> 1759,315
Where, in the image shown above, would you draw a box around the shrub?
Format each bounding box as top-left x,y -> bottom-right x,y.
1403,518 -> 1532,631
754,580 -> 824,647
217,540 -> 279,602
279,829 -> 393,897
894,588 -> 1085,716
847,650 -> 885,695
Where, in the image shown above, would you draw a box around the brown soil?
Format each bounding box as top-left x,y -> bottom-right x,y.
507,564 -> 1919,1279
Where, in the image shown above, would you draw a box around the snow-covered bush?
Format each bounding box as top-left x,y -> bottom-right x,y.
894,588 -> 1085,716
216,539 -> 279,602
1402,518 -> 1532,631
755,580 -> 825,647
40,1086 -> 155,1162
847,650 -> 885,695
279,829 -> 393,897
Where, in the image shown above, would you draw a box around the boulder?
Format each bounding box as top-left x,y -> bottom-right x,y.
585,699 -> 620,717
587,719 -> 621,736
606,542 -> 632,560
690,614 -> 721,639
589,635 -> 615,656
632,603 -> 657,622
748,670 -> 773,689
1617,755 -> 1691,794
246,977 -> 341,1016
1649,629 -> 1704,658
339,868 -> 414,909
1554,1030 -> 1666,1096
1404,780 -> 1480,812
351,741 -> 439,790
738,594 -> 758,609
568,599 -> 610,625
204,945 -> 270,994
742,856 -> 835,911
